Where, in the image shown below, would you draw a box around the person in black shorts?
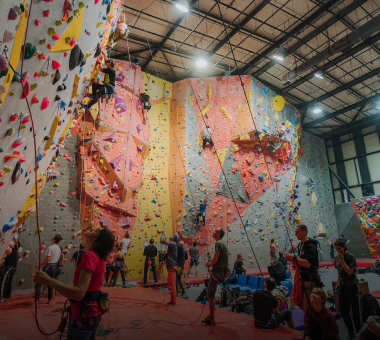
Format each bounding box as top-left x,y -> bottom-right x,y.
253,277 -> 294,329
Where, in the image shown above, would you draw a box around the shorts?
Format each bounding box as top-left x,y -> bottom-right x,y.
159,253 -> 167,263
190,256 -> 199,267
207,275 -> 218,300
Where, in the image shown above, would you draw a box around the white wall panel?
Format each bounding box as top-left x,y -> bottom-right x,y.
345,160 -> 359,186
367,153 -> 380,182
341,140 -> 356,160
363,133 -> 380,153
327,147 -> 335,163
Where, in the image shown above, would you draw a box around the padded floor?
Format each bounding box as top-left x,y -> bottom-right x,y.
0,287 -> 303,340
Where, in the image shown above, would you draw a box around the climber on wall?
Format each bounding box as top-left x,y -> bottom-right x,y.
199,125 -> 214,153
270,239 -> 278,260
82,59 -> 116,110
290,202 -> 301,224
192,199 -> 208,227
139,93 -> 151,124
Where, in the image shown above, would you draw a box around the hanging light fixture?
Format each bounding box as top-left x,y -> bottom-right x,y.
313,107 -> 322,114
196,58 -> 207,68
314,72 -> 324,79
273,54 -> 284,61
175,0 -> 189,12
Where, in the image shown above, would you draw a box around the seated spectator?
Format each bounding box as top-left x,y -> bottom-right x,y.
304,287 -> 340,340
270,258 -> 287,281
278,251 -> 288,268
253,277 -> 294,329
357,315 -> 380,340
234,254 -> 247,275
71,243 -> 85,267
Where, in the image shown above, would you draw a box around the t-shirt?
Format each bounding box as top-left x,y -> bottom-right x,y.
156,241 -> 166,254
120,238 -> 131,254
202,128 -> 213,139
189,246 -> 199,258
271,260 -> 286,281
341,237 -> 348,245
177,248 -> 188,267
143,245 -> 157,258
335,252 -> 357,280
215,240 -> 228,268
3,247 -> 18,268
234,260 -> 244,275
297,238 -> 319,278
199,204 -> 207,213
71,250 -> 105,318
278,256 -> 287,268
304,307 -> 340,340
46,244 -> 61,263
71,250 -> 85,266
102,68 -> 116,87
252,290 -> 278,322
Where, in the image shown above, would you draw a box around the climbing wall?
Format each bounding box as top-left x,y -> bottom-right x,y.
180,76 -> 338,272
351,197 -> 380,258
0,0 -> 123,259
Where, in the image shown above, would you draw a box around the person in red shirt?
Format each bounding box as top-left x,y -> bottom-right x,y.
303,287 -> 340,340
34,228 -> 114,340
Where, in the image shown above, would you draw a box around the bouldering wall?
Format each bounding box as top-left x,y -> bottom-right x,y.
351,197 -> 380,258
0,0 -> 123,259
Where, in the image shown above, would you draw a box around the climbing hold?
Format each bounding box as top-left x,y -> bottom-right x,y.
52,60 -> 62,70
21,82 -> 31,99
8,8 -> 18,20
23,43 -> 37,59
12,137 -> 25,148
11,161 -> 21,184
31,94 -> 39,104
3,30 -> 15,43
52,32 -> 61,40
48,27 -> 55,35
6,128 -> 14,136
53,69 -> 61,85
41,97 -> 50,110
44,10 -> 50,17
35,19 -> 41,26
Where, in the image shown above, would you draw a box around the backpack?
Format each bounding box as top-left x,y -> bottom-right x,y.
231,294 -> 251,313
271,289 -> 289,311
362,294 -> 380,323
220,286 -> 235,307
196,288 -> 208,303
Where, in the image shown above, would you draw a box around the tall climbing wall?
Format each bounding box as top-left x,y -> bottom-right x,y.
0,0 -> 123,260
178,76 -> 338,272
351,197 -> 380,258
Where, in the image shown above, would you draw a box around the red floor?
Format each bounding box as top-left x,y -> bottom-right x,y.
373,290 -> 380,299
0,287 -> 303,340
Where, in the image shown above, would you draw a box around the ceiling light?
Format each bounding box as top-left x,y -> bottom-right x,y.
196,58 -> 207,68
377,106 -> 380,109
175,0 -> 189,12
313,107 -> 322,114
273,54 -> 284,61
314,72 -> 324,79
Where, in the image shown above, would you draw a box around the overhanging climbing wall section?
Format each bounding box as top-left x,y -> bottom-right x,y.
180,75 -> 338,273
351,196 -> 380,258
0,0 -> 123,259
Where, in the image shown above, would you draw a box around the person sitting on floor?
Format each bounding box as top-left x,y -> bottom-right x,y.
83,59 -> 116,110
234,254 -> 247,275
253,277 -> 294,329
357,315 -> 380,340
270,257 -> 287,281
303,287 -> 340,340
278,251 -> 288,268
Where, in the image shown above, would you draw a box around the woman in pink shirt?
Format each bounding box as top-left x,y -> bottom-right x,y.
34,228 -> 114,340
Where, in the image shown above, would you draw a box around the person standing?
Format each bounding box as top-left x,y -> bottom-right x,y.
176,241 -> 188,296
314,236 -> 323,262
120,231 -> 132,255
270,239 -> 278,260
286,224 -> 319,311
143,239 -> 158,285
340,234 -> 350,246
329,242 -> 335,260
104,244 -> 116,285
234,254 -> 247,275
289,238 -> 298,254
160,231 -> 180,307
71,243 -> 86,267
36,234 -> 63,304
303,287 -> 340,340
156,240 -> 167,280
34,228 -> 115,340
186,240 -> 200,280
111,245 -> 128,287
0,239 -> 21,303
334,239 -> 361,339
203,227 -> 229,326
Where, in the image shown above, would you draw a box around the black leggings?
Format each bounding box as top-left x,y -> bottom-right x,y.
339,284 -> 361,334
105,264 -> 114,284
112,263 -> 125,285
36,264 -> 57,300
88,82 -> 114,108
0,266 -> 16,299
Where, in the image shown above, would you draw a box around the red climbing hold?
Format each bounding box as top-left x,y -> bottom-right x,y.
60,202 -> 67,207
43,10 -> 50,17
52,60 -> 62,70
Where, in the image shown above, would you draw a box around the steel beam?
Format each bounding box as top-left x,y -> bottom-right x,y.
252,0 -> 367,78
280,31 -> 380,94
303,94 -> 380,129
237,0 -> 344,75
141,0 -> 198,70
350,105 -> 366,124
298,67 -> 380,111
206,0 -> 270,57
